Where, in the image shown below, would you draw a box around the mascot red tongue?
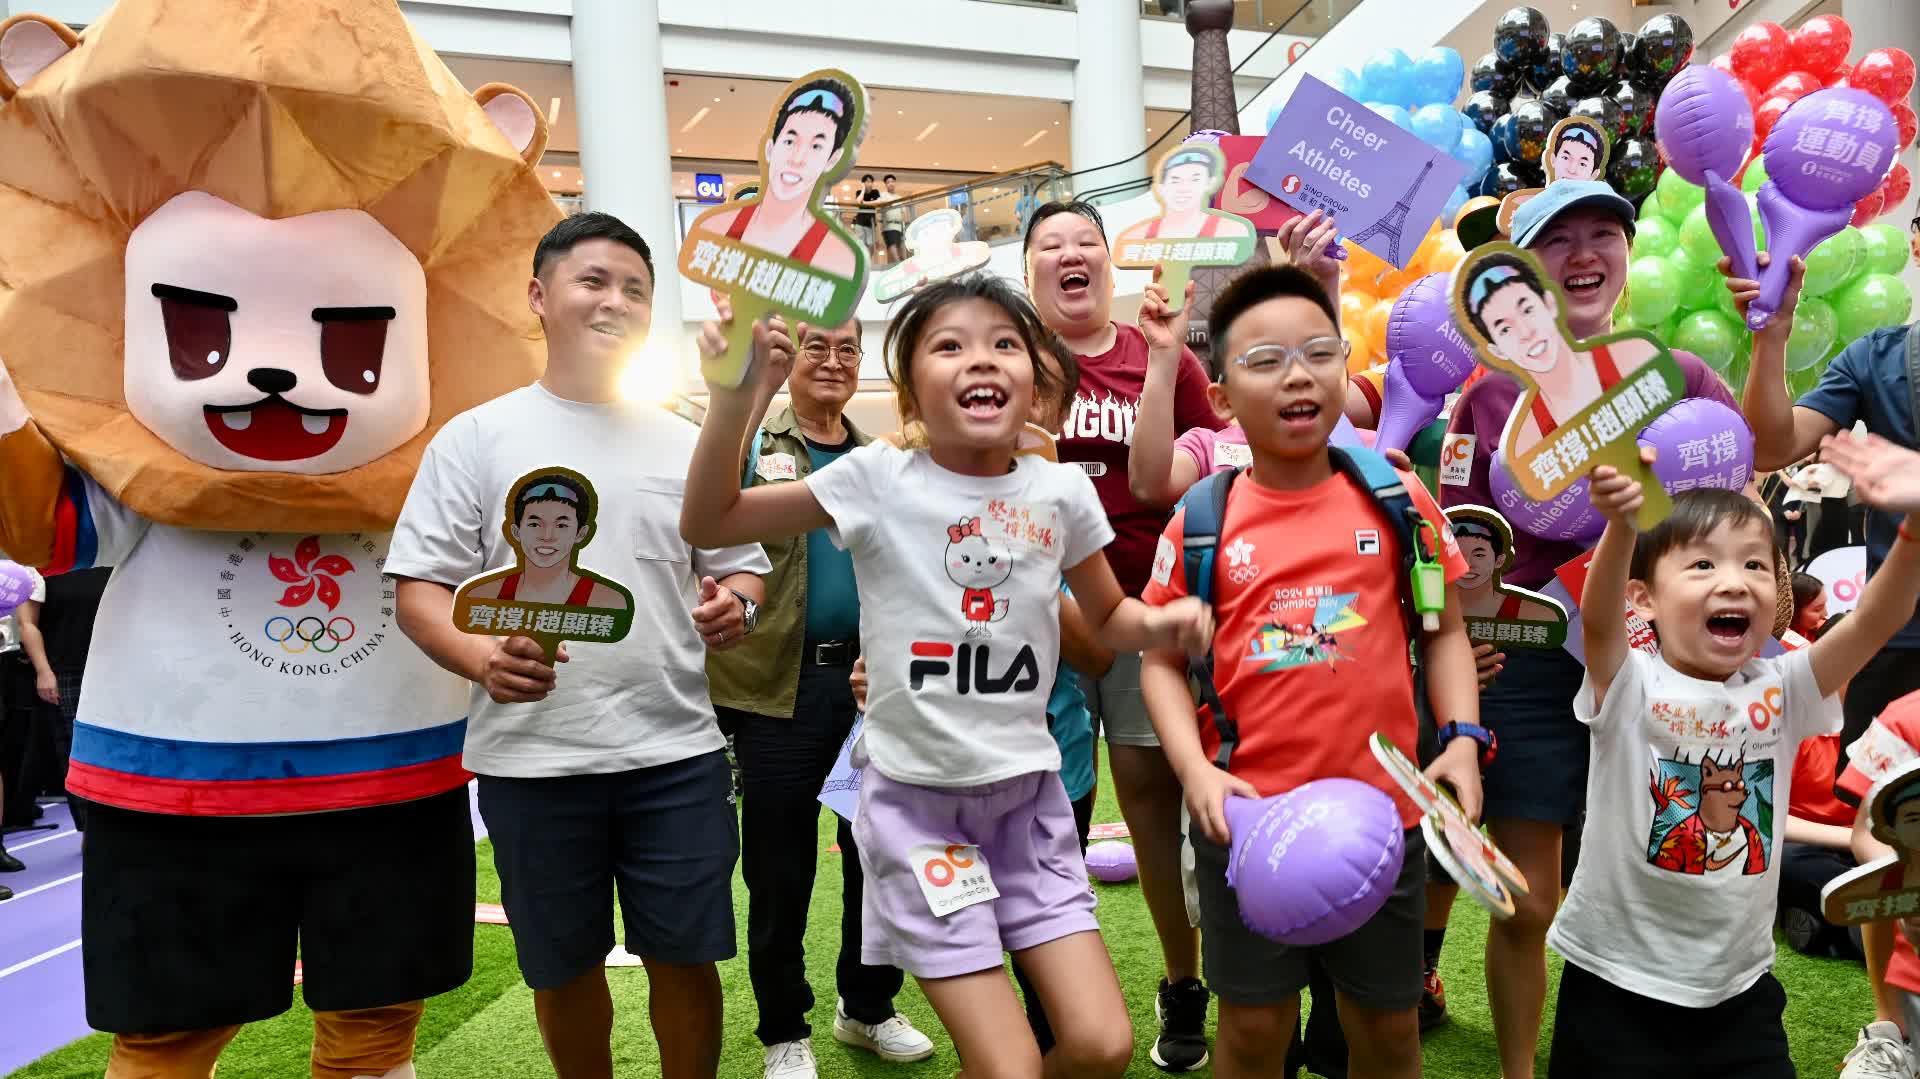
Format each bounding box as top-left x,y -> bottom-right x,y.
0,1 -> 558,1074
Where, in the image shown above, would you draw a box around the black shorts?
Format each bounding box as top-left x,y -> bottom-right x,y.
1479,646 -> 1589,826
477,750 -> 739,990
883,228 -> 904,246
82,786 -> 475,1033
1191,825 -> 1426,1010
1548,962 -> 1790,1077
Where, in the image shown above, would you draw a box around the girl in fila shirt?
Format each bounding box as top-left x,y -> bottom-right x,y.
683,275 -> 1212,1077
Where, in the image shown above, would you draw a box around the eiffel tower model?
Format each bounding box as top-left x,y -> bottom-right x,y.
1347,159 -> 1435,268
1181,0 -> 1267,350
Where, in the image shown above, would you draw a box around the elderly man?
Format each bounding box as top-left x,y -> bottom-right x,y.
713,316 -> 936,1079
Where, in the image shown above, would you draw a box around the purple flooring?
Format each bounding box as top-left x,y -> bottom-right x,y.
0,784 -> 488,1075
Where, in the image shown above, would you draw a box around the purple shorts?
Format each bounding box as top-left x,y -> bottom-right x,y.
853,768 -> 1099,980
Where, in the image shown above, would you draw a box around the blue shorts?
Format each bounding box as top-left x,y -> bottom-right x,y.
1479,645 -> 1588,826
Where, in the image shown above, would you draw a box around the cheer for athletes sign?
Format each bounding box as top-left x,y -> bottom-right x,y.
1246,75 -> 1466,269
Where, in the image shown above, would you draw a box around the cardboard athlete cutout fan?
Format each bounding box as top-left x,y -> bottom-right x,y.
1371,734 -> 1529,919
1823,760 -> 1920,927
683,70 -> 869,387
453,467 -> 635,663
1451,243 -> 1684,532
1114,143 -> 1258,302
1495,116 -> 1612,238
872,208 -> 992,303
1447,505 -> 1569,649
0,3 -> 559,1074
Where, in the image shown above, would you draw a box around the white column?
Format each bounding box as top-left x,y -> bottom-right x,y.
1843,0 -> 1920,297
1071,4 -> 1148,200
570,0 -> 684,359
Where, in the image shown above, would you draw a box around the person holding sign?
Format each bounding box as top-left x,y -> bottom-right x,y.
1546,437 -> 1920,1078
1439,178 -> 1747,1079
388,213 -> 770,1079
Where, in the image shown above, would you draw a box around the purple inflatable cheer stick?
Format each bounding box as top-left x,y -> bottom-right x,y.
1377,272 -> 1478,452
0,561 -> 36,618
1750,89 -> 1898,330
1655,65 -> 1758,283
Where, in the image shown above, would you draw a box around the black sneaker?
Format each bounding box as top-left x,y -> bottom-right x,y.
1151,977 -> 1210,1072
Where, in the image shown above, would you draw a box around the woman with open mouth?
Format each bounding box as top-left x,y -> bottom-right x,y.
1438,178 -> 1748,1079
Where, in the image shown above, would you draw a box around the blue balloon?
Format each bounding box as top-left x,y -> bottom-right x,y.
1365,102 -> 1414,134
1452,125 -> 1495,187
1362,49 -> 1415,108
1410,104 -> 1463,150
1334,67 -> 1367,103
1265,98 -> 1282,136
1441,183 -> 1471,223
1410,47 -> 1466,107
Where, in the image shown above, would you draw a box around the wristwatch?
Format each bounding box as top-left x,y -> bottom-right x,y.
1437,721 -> 1497,768
728,588 -> 760,635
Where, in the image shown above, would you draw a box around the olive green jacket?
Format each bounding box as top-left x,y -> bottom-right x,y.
706,406 -> 874,718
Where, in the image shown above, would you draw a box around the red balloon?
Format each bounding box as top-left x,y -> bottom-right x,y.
1788,15 -> 1852,78
1850,48 -> 1918,106
1729,23 -> 1793,90
1852,189 -> 1885,227
1894,101 -> 1918,153
1884,163 -> 1913,211
1827,64 -> 1853,89
1754,95 -> 1794,145
1765,71 -> 1824,104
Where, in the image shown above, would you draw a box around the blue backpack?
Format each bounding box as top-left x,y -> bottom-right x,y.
1178,446 -> 1439,771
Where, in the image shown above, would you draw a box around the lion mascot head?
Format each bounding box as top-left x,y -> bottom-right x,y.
0,0 -> 560,532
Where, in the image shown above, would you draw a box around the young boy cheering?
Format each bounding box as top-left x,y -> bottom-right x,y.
1138,265 -> 1484,1079
1549,434 -> 1920,1077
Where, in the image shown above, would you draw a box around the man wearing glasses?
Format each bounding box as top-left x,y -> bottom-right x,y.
711,318 -> 936,1079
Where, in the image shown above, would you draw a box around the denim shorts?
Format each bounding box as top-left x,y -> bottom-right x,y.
1478,645 -> 1589,826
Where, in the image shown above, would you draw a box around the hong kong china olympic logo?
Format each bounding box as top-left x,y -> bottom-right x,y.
264,614 -> 358,654
263,536 -> 360,653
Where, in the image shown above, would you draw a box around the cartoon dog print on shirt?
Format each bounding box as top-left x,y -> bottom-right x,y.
946,516 -> 1012,638
1649,746 -> 1772,876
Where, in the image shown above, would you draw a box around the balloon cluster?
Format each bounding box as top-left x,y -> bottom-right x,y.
1340,222 -> 1467,375
1465,7 -> 1692,201
1710,16 -> 1915,224
1621,166 -> 1912,397
1287,46 -> 1492,225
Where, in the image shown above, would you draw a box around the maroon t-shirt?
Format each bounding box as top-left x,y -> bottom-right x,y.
1055,322 -> 1227,595
1441,350 -> 1738,588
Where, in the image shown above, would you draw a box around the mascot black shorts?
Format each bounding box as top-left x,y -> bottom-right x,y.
81,785 -> 475,1033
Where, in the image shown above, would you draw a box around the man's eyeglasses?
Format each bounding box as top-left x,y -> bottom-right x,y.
1231,338 -> 1348,376
801,342 -> 863,366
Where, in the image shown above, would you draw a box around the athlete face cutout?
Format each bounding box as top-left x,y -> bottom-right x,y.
1552,140 -> 1598,182
1162,162 -> 1215,214
1457,535 -> 1498,591
124,192 -> 429,475
1895,800 -> 1920,853
1477,280 -> 1562,376
512,498 -> 585,570
766,109 -> 844,204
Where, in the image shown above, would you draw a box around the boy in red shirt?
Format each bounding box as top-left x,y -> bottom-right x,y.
1140,265 -> 1484,1079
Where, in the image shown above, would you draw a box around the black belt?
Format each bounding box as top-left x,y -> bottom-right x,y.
805,640 -> 858,667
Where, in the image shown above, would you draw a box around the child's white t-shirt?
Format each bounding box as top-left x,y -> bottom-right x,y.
1549,647 -> 1839,1007
809,443 -> 1114,788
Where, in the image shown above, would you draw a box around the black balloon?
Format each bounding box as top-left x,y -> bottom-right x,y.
1494,7 -> 1551,68
1618,31 -> 1637,73
1632,13 -> 1694,89
1505,98 -> 1555,163
1464,90 -> 1511,135
1472,52 -> 1521,98
1531,32 -> 1566,92
1540,76 -> 1573,119
1491,112 -> 1518,161
1608,136 -> 1660,199
1485,161 -> 1536,198
1610,79 -> 1653,139
1562,17 -> 1621,89
1570,95 -> 1625,144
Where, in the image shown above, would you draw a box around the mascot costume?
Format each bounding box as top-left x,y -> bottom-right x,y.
0,1 -> 559,1075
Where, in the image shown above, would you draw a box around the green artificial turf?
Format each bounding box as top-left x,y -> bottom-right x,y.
7,751 -> 1878,1077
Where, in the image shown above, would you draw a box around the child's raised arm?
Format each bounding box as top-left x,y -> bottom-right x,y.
1061,550 -> 1212,657
1806,432 -> 1920,698
1582,449 -> 1656,710
1127,274 -> 1197,510
681,299 -> 834,550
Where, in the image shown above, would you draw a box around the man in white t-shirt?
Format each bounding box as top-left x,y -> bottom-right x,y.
388,212 -> 770,1079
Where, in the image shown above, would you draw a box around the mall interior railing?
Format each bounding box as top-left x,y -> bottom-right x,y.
970,0 -> 1352,33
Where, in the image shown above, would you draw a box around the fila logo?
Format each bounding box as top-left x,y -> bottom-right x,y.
908,641 -> 1041,695
1355,529 -> 1381,555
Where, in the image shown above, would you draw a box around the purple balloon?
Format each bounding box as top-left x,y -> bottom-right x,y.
1085,840 -> 1138,883
1373,363 -> 1446,455
1655,65 -> 1759,282
1489,458 -> 1607,543
1638,397 -> 1754,493
1224,780 -> 1404,946
1387,273 -> 1478,398
0,561 -> 35,618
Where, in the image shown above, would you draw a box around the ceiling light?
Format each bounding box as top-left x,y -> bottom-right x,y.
897,109 -> 904,115
547,97 -> 561,124
987,116 -> 994,121
1022,128 -> 1048,147
675,146 -> 685,153
916,121 -> 939,141
1053,120 -> 1060,125
713,96 -> 720,102
551,170 -> 561,178
681,106 -> 710,133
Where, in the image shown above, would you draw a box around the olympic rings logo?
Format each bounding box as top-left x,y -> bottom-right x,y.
263,615 -> 357,654
1227,565 -> 1260,584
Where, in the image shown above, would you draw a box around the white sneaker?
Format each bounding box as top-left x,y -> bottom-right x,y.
1840,1022 -> 1918,1079
833,999 -> 936,1063
764,1039 -> 818,1079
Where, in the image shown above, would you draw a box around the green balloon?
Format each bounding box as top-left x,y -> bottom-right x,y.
1712,266 -> 1745,324
1722,345 -> 1751,397
1678,206 -> 1723,267
1861,223 -> 1909,277
1657,169 -> 1705,221
1833,273 -> 1916,346
1627,256 -> 1683,326
1800,228 -> 1864,298
1784,297 -> 1838,372
1633,217 -> 1680,259
1638,189 -> 1665,223
1787,362 -> 1824,398
1740,158 -> 1769,195
1673,310 -> 1740,372
1666,246 -> 1718,312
